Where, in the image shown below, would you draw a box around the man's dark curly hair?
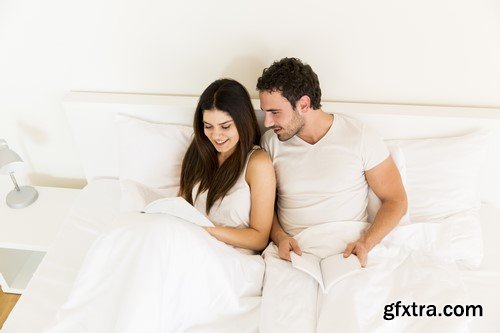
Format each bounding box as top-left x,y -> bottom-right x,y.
256,57 -> 322,110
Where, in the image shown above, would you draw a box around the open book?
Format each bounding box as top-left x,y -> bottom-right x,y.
290,252 -> 361,293
142,197 -> 214,227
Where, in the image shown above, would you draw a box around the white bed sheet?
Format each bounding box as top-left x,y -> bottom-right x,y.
461,204 -> 500,332
3,179 -> 500,332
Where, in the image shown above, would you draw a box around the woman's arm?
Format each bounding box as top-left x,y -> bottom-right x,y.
204,149 -> 276,251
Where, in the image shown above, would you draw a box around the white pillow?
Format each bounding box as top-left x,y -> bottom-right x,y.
116,114 -> 193,190
367,143 -> 410,225
387,131 -> 490,268
389,131 -> 490,222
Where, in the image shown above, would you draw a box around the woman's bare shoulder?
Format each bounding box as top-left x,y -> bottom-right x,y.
246,148 -> 274,182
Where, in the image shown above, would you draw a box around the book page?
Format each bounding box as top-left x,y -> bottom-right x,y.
321,253 -> 361,294
290,252 -> 324,291
143,197 -> 214,227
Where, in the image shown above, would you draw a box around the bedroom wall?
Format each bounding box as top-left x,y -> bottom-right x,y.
1,0 -> 499,188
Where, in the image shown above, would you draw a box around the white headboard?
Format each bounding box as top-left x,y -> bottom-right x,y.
63,91 -> 500,208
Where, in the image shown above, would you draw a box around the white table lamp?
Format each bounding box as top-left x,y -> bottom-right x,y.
0,139 -> 38,208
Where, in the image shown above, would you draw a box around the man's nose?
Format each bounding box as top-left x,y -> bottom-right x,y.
263,113 -> 274,128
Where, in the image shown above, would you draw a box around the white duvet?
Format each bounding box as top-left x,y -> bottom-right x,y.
44,212 -> 264,333
262,212 -> 482,333
43,202 -> 481,333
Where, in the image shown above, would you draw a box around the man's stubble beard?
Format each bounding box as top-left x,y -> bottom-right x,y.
277,111 -> 305,142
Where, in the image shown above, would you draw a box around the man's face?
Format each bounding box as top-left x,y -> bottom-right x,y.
259,91 -> 305,141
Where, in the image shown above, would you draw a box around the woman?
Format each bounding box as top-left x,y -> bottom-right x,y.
180,78 -> 275,252
45,79 -> 275,333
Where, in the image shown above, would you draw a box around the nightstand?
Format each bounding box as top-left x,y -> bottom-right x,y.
0,177 -> 80,294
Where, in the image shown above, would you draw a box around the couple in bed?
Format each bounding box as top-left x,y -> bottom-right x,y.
46,58 -> 407,333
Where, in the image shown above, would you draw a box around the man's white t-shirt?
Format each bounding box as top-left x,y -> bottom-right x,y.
261,113 -> 389,236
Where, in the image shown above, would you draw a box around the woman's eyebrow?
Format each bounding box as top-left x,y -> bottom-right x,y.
202,120 -> 233,125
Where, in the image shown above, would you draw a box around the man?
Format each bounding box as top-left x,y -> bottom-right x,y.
257,57 -> 407,332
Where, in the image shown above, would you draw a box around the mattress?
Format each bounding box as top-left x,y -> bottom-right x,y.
3,179 -> 500,332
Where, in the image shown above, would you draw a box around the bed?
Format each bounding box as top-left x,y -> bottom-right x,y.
3,92 -> 500,332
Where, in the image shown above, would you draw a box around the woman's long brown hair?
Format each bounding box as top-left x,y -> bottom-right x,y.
179,79 -> 261,213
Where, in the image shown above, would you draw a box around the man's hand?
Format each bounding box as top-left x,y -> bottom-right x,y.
276,236 -> 302,261
343,238 -> 371,268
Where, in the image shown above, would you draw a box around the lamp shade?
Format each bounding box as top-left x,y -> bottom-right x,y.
0,139 -> 24,174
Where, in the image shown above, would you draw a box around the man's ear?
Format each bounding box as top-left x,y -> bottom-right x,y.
296,95 -> 311,113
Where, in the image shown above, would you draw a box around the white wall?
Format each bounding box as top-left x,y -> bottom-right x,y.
1,0 -> 499,188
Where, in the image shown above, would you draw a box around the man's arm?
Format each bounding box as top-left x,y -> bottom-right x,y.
271,212 -> 302,261
343,156 -> 408,267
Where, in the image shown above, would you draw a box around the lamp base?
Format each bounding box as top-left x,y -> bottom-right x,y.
6,186 -> 38,209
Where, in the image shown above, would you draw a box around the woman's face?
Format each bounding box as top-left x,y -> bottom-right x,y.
203,109 -> 240,158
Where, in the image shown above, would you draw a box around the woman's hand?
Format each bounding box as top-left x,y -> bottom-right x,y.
203,226 -> 214,233
203,226 -> 219,239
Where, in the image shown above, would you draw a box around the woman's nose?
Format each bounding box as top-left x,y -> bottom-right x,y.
212,129 -> 223,139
